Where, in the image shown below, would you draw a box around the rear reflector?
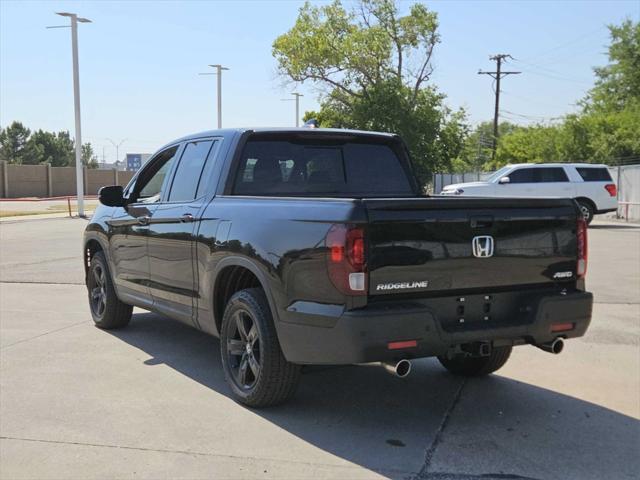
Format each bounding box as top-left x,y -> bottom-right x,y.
388,340 -> 418,350
551,322 -> 574,333
605,183 -> 617,197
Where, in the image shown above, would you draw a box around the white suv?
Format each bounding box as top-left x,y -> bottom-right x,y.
441,163 -> 618,224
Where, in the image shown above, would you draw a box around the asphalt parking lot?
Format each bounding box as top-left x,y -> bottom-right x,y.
0,217 -> 638,480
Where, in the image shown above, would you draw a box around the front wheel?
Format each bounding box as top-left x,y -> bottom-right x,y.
220,288 -> 301,407
87,251 -> 132,329
438,346 -> 512,377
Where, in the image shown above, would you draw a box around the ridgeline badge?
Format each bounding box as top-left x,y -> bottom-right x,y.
376,281 -> 429,291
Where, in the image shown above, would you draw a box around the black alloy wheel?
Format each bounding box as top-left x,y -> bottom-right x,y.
89,263 -> 107,319
226,309 -> 262,390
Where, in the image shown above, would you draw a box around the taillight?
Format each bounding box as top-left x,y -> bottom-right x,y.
577,217 -> 588,278
326,224 -> 366,295
605,183 -> 617,197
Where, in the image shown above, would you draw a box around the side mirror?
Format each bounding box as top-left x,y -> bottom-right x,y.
98,185 -> 125,207
498,176 -> 511,184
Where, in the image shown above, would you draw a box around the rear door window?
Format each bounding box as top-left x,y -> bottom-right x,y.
576,167 -> 613,182
535,167 -> 568,182
508,167 -> 568,183
233,138 -> 413,196
168,140 -> 214,202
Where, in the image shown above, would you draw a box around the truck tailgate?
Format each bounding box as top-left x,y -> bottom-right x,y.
364,197 -> 579,296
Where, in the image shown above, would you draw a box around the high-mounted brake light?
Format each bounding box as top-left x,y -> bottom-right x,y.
604,183 -> 617,197
326,224 -> 367,295
577,217 -> 588,278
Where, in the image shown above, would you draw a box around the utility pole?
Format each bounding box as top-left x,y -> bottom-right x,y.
50,12 -> 91,216
478,54 -> 520,158
281,92 -> 304,127
199,64 -> 230,128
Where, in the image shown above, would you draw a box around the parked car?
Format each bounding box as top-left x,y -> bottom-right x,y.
440,163 -> 618,224
84,128 -> 593,407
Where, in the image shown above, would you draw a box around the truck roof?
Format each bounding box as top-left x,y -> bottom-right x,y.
159,127 -> 397,151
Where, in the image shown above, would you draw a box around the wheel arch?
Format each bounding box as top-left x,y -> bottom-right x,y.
575,196 -> 596,211
211,256 -> 281,337
83,235 -> 110,276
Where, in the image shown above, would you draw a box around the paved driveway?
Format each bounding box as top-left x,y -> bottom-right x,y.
1,218 -> 638,479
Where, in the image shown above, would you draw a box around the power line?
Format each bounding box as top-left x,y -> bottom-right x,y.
478,54 -> 521,159
520,26 -> 606,64
512,60 -> 592,85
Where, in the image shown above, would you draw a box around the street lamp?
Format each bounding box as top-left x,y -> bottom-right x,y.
50,12 -> 91,217
281,92 -> 304,127
107,138 -> 127,165
198,64 -> 229,128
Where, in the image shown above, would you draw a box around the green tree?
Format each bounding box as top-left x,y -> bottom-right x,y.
0,121 -> 39,164
493,19 -> 640,168
82,142 -> 99,169
586,19 -> 640,112
454,121 -> 518,172
273,0 -> 467,184
28,130 -> 74,167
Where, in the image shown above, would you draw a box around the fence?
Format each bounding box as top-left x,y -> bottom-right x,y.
0,161 -> 135,198
432,164 -> 640,221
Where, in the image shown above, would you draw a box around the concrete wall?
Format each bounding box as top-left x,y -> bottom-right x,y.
6,164 -> 48,198
50,167 -> 77,197
85,169 -> 119,196
433,165 -> 640,221
0,161 -> 5,197
0,162 -> 135,198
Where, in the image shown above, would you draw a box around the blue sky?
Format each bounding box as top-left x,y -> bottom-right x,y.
1,0 -> 638,162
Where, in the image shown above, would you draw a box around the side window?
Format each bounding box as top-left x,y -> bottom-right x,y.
536,167 -> 568,182
137,146 -> 179,203
195,140 -> 221,198
508,168 -> 535,183
576,167 -> 612,182
168,140 -> 214,202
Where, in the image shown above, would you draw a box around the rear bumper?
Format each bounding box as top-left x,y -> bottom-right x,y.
276,288 -> 593,364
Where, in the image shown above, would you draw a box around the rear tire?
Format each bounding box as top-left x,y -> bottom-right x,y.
220,288 -> 301,408
577,200 -> 594,225
438,346 -> 512,377
87,251 -> 132,329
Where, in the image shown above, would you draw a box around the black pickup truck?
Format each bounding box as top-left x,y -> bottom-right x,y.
84,128 -> 592,407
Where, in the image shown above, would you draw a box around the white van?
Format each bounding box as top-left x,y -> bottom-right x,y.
441,163 -> 618,223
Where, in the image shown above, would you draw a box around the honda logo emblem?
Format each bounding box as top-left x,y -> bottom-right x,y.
472,236 -> 494,258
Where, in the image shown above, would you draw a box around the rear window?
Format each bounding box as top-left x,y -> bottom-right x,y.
576,167 -> 612,182
233,139 -> 414,196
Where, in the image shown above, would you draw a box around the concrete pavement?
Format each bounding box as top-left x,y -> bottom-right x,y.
0,218 -> 638,479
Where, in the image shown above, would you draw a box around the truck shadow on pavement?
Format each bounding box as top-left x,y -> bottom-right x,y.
109,312 -> 639,480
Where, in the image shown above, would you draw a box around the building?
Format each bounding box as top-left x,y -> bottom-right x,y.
125,153 -> 152,172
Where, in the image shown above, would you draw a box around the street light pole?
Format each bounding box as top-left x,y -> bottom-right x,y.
107,138 -> 127,165
53,12 -> 91,217
198,64 -> 229,128
281,92 -> 303,127
293,92 -> 303,127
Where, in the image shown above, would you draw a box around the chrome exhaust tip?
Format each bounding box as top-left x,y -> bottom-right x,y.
382,359 -> 412,378
536,338 -> 564,355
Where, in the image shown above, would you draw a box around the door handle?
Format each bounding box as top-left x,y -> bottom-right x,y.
137,216 -> 151,226
180,213 -> 195,223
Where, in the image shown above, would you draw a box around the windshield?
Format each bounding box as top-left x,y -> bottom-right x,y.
486,166 -> 513,183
